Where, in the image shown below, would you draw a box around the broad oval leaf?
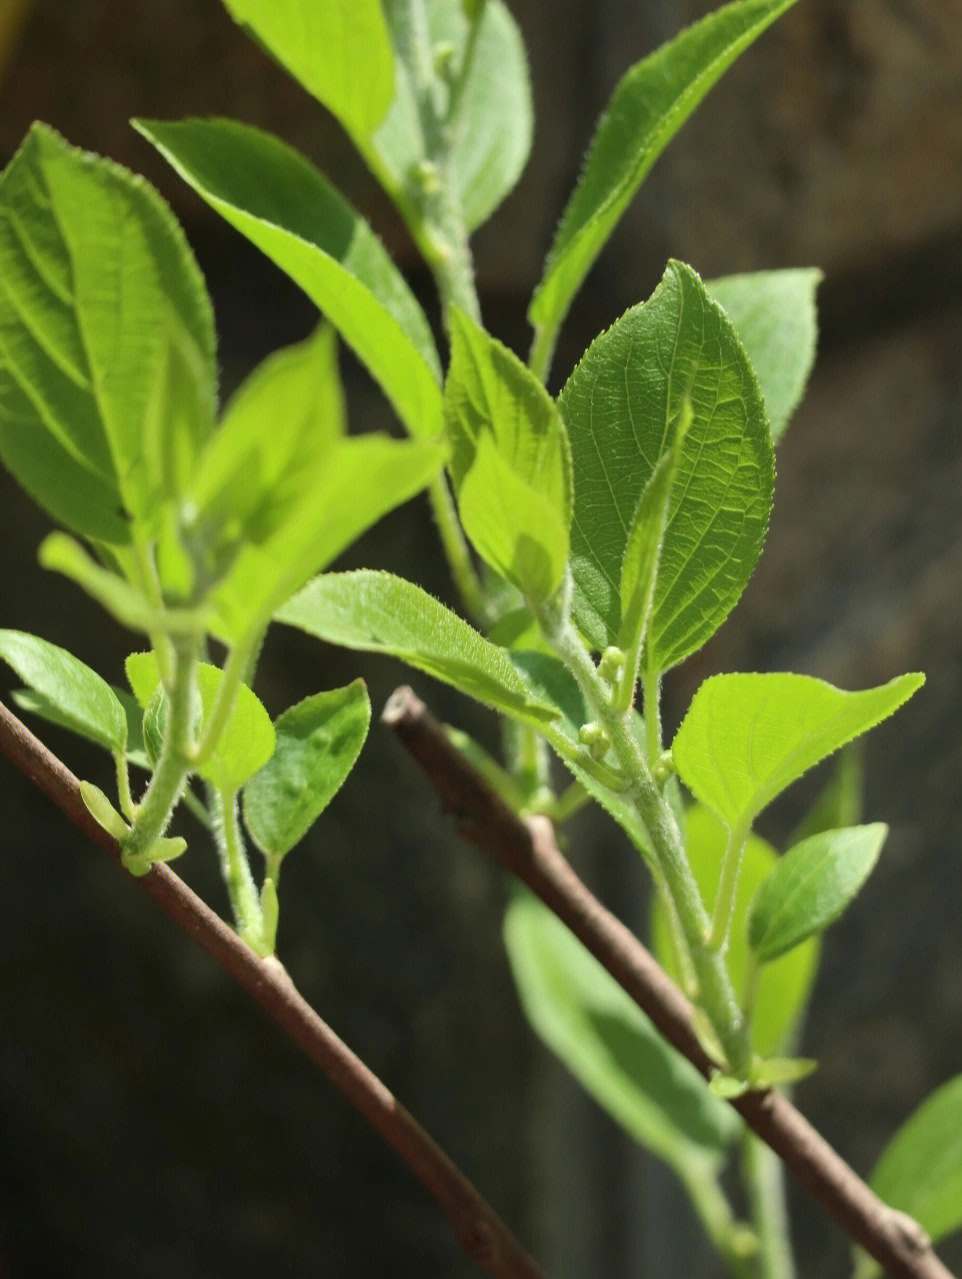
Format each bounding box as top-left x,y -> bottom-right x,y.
672,672 -> 925,832
135,118 -> 443,439
505,891 -> 742,1175
652,804 -> 819,1057
375,0 -> 533,231
243,680 -> 371,860
207,435 -> 444,644
0,630 -> 126,753
220,0 -> 394,143
706,269 -> 821,443
529,0 -> 798,344
274,570 -> 559,728
560,260 -> 774,668
0,124 -> 216,542
748,823 -> 886,962
868,1073 -> 962,1250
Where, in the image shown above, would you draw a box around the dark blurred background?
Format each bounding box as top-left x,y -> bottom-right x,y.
1,1 -> 960,1276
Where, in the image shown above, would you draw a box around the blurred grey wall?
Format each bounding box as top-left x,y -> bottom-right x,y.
0,3 -> 960,1277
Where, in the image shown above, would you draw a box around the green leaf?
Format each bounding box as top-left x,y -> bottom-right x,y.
274,570 -> 559,729
747,824 -> 887,962
11,682 -> 149,769
789,744 -> 863,846
618,400 -> 692,678
458,431 -> 569,601
183,324 -> 345,587
125,651 -> 162,709
243,681 -> 371,860
868,1073 -> 962,1249
652,805 -> 819,1058
207,434 -> 444,644
0,630 -> 126,753
375,0 -> 533,231
672,672 -> 925,832
0,123 -> 216,542
445,309 -> 570,599
560,261 -> 774,668
528,0 -> 798,341
79,780 -> 130,842
220,0 -> 394,143
135,118 -> 442,439
505,891 -> 741,1178
706,269 -> 821,443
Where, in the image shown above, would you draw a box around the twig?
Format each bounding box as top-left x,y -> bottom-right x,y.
382,685 -> 955,1279
0,699 -> 547,1279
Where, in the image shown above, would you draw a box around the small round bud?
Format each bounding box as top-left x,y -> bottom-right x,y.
653,750 -> 675,782
578,721 -> 611,760
433,40 -> 457,78
410,159 -> 442,193
598,646 -> 626,684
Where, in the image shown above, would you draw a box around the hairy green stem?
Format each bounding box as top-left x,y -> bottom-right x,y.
428,475 -> 488,626
709,822 -> 751,952
123,639 -> 198,862
130,540 -> 175,686
191,630 -> 262,769
643,665 -> 662,762
528,322 -> 558,388
114,749 -> 135,821
742,1133 -> 797,1279
209,787 -> 264,952
539,598 -> 752,1075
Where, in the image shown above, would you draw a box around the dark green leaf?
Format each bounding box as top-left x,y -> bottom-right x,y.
868,1073 -> 962,1250
505,891 -> 741,1175
748,824 -> 887,962
135,118 -> 442,439
652,805 -> 819,1057
274,570 -> 559,728
220,0 -> 394,142
529,0 -> 798,343
560,261 -> 774,668
0,630 -> 126,753
672,672 -> 924,832
243,681 -> 371,859
706,269 -> 821,442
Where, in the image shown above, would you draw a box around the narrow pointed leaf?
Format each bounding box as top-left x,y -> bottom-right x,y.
0,630 -> 126,752
652,805 -> 819,1057
561,261 -> 774,667
274,570 -> 559,728
672,672 -> 925,831
867,1074 -> 962,1249
529,0 -> 798,339
375,0 -> 532,230
0,124 -> 216,541
505,892 -> 741,1176
220,0 -> 394,142
243,680 -> 371,859
207,434 -> 444,644
135,118 -> 443,439
706,269 -> 821,442
748,824 -> 887,962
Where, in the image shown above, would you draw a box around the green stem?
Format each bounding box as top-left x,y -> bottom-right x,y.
209,787 -> 264,952
123,639 -> 198,863
428,475 -> 488,625
130,540 -> 175,686
708,822 -> 751,952
538,595 -> 752,1075
680,1165 -> 759,1279
742,1132 -> 796,1279
544,780 -> 589,824
114,749 -> 135,821
191,630 -> 263,769
528,321 -> 557,387
642,665 -> 662,763
444,0 -> 488,141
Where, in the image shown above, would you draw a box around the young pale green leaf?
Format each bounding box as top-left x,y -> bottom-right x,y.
672,672 -> 925,832
505,892 -> 742,1177
243,681 -> 371,860
39,533 -> 215,636
748,824 -> 887,962
561,261 -> 774,668
219,0 -> 394,143
274,571 -> 559,729
457,431 -> 569,601
867,1073 -> 962,1251
0,125 -> 217,543
528,0 -> 798,342
183,324 -> 345,586
135,118 -> 442,439
706,269 -> 821,442
618,400 -> 692,676
126,651 -> 162,709
0,631 -> 127,753
375,0 -> 532,231
206,434 -> 444,645
652,805 -> 819,1058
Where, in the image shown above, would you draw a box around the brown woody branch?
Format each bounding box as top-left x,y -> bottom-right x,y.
0,699 -> 547,1279
382,684 -> 955,1279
